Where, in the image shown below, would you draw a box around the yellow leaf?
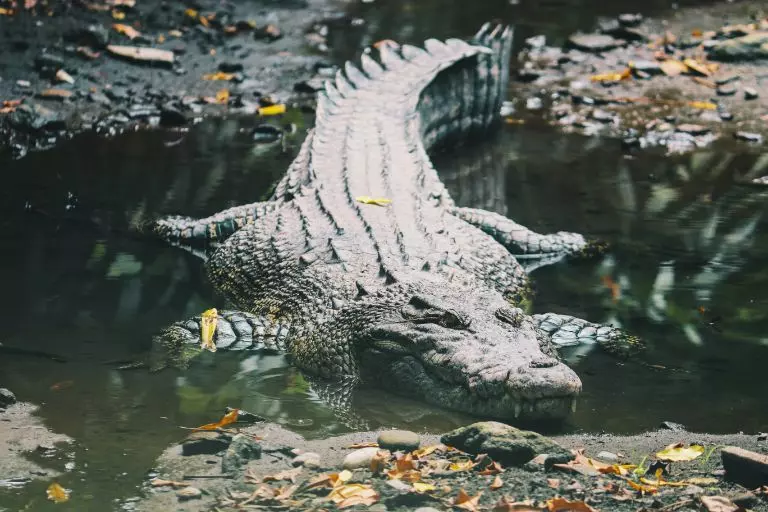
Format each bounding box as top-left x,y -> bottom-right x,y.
688,101 -> 717,110
0,7 -> 12,15
184,8 -> 198,18
683,58 -> 711,76
203,71 -> 235,81
112,23 -> 140,39
591,68 -> 631,82
412,482 -> 435,492
111,9 -> 125,19
200,308 -> 218,352
454,489 -> 482,511
449,460 -> 476,472
626,479 -> 658,494
46,482 -> 70,503
546,497 -> 597,511
337,469 -> 353,483
192,408 -> 238,431
355,196 -> 392,207
640,476 -> 688,487
412,445 -> 440,458
656,443 -> 705,462
328,483 -> 378,504
215,89 -> 230,104
660,59 -> 687,77
258,104 -> 286,116
598,463 -> 636,476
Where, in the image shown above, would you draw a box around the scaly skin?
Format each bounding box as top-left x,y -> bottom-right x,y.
150,24 -> 640,421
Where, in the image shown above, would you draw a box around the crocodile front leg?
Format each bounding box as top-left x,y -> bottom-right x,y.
532,312 -> 644,358
449,206 -> 605,260
150,309 -> 291,371
154,201 -> 279,258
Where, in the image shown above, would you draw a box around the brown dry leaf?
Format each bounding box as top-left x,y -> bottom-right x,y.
626,479 -> 658,494
337,491 -> 379,509
112,23 -> 141,39
700,495 -> 740,512
412,445 -> 440,458
490,476 -> 503,490
274,485 -> 298,501
598,464 -> 636,476
660,59 -> 688,77
395,453 -> 416,472
691,77 -> 717,89
449,460 -> 477,472
591,68 -> 631,82
0,7 -> 13,15
150,478 -> 190,488
478,461 -> 504,476
554,452 -> 610,476
656,443 -> 705,462
107,45 -> 174,64
327,483 -> 378,504
454,489 -> 483,512
683,58 -> 711,76
346,442 -> 378,449
46,482 -> 70,503
263,467 -> 302,483
546,497 -> 597,511
304,473 -> 334,490
688,101 -> 717,110
192,408 -> 239,431
369,449 -> 389,474
200,308 -> 218,352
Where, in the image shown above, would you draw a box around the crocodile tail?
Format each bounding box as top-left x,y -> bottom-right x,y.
419,23 -> 514,151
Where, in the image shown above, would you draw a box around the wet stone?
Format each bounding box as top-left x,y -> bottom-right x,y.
342,447 -> 379,470
744,87 -> 759,100
734,131 -> 763,143
160,102 -> 188,127
618,13 -> 643,27
715,75 -> 740,85
676,123 -> 710,135
441,421 -> 570,466
221,433 -> 261,474
34,52 -> 65,72
718,111 -> 733,121
707,31 -> 768,61
8,103 -> 64,131
218,61 -> 244,73
630,60 -> 662,75
377,430 -> 420,452
500,101 -> 515,117
294,78 -> 325,94
181,432 -> 230,456
0,388 -> 16,408
567,33 -> 621,52
525,35 -> 546,49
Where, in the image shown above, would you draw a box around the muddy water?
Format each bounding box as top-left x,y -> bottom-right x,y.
2,2 -> 768,511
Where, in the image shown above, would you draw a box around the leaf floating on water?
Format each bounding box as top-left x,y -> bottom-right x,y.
192,408 -> 238,431
203,72 -> 235,81
545,497 -> 597,511
112,23 -> 141,39
356,196 -> 392,207
258,104 -> 286,116
200,308 -> 218,352
656,442 -> 704,462
46,482 -> 70,503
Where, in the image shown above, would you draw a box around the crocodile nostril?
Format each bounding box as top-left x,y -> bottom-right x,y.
529,356 -> 558,369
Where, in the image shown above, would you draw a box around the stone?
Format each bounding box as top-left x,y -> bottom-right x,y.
567,34 -> 621,53
525,35 -> 546,49
716,85 -> 736,96
525,97 -> 543,110
218,61 -> 244,73
440,421 -> 569,466
377,430 -> 420,452
675,124 -> 710,136
630,60 -> 662,75
294,78 -> 325,94
721,446 -> 768,488
758,432 -> 767,441
596,451 -> 618,462
715,75 -> 740,86
732,492 -> 758,508
591,109 -> 615,123
718,111 -> 733,121
734,131 -> 762,143
34,51 -> 65,72
251,125 -> 282,143
181,432 -> 230,456
160,102 -> 187,127
292,452 -> 321,468
107,45 -> 175,67
415,508 -> 442,512
65,24 -> 110,48
744,87 -> 759,100
342,447 -> 379,470
176,486 -> 202,501
221,433 -> 261,474
700,496 -> 739,512
0,388 -> 17,408
707,31 -> 768,61
8,103 -> 65,131
499,101 -> 515,117
618,13 -> 642,27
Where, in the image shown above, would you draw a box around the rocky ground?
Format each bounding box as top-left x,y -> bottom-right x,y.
507,1 -> 768,154
133,415 -> 768,511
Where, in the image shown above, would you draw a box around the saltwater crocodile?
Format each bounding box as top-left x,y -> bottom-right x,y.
150,24 -> 641,421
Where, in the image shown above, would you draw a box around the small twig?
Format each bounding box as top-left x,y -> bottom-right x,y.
660,498 -> 694,511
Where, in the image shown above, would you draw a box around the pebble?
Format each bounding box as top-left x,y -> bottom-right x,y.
251,124 -> 282,143
567,33 -> 620,52
758,433 -> 768,441
499,101 -> 515,117
591,109 -> 615,123
734,131 -> 762,143
716,85 -> 736,96
377,430 -> 420,452
525,97 -> 543,110
218,61 -> 244,73
596,451 -> 618,462
721,446 -> 768,488
676,123 -> 710,135
176,486 -> 202,501
415,508 -> 442,512
718,111 -> 733,121
715,75 -> 740,85
525,35 -> 546,49
342,447 -> 379,470
291,452 -> 321,468
630,60 -> 662,75
744,87 -> 759,100
618,13 -> 643,27
0,388 -> 17,407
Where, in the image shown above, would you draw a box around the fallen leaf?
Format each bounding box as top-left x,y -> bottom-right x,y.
346,442 -> 378,449
598,464 -> 636,476
184,8 -> 198,18
337,469 -> 353,483
258,104 -> 286,116
683,58 -> 711,76
412,445 -> 440,458
492,497 -> 540,511
169,29 -> 183,37
304,473 -> 334,490
656,443 -> 704,462
685,477 -> 719,486
591,68 -> 631,82
111,9 -> 125,19
546,497 -> 597,511
328,483 -> 378,504
46,482 -> 70,503
490,476 -> 503,490
369,449 -> 389,474
449,460 -> 477,472
192,408 -> 239,431
215,89 -> 230,104
454,489 -> 483,511
640,476 -> 688,487
112,23 -> 141,39
55,69 -> 75,84
263,467 -> 302,483
626,479 -> 658,494
151,478 -> 190,488
700,495 -> 740,512
413,482 -> 436,492
274,485 -> 298,501
203,72 -> 235,81
547,478 -> 561,488
688,101 -> 717,110
660,59 -> 688,77
691,76 -> 717,89
200,308 -> 218,352
107,45 -> 174,65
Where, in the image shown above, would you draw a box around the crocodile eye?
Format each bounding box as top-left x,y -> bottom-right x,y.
495,307 -> 523,327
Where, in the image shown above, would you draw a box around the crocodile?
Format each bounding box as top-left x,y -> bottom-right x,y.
150,24 -> 641,422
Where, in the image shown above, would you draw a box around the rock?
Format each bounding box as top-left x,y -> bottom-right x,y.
618,13 -> 642,27
377,430 -> 420,452
415,508 -> 442,512
500,101 -> 515,117
218,61 -> 244,73
65,24 -> 110,48
734,131 -> 762,143
0,388 -> 17,408
176,486 -> 202,501
181,432 -> 231,456
160,102 -> 187,127
630,60 -> 662,75
525,35 -> 546,49
8,103 -> 65,131
758,433 -> 767,441
721,446 -> 768,488
255,24 -> 282,41
591,109 -> 615,123
525,97 -> 543,110
716,85 -> 736,96
342,447 -> 380,470
744,87 -> 759,100
732,492 -> 758,508
34,51 -> 65,72
440,421 -> 569,466
221,433 -> 261,474
294,78 -> 326,94
700,496 -> 739,512
718,112 -> 733,121
292,452 -> 321,468
676,124 -> 710,136
707,31 -> 768,61
567,34 -> 621,53
596,451 -> 618,462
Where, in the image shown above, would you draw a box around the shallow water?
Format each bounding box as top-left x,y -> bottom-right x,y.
3,1 -> 768,510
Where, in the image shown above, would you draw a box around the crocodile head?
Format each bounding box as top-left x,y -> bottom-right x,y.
354,284 -> 581,421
